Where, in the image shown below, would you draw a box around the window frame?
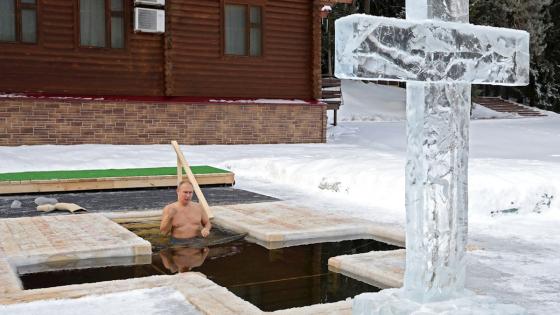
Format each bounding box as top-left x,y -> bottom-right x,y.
76,0 -> 127,50
222,0 -> 265,58
0,0 -> 39,45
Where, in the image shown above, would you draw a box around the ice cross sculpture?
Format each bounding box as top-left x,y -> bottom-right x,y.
336,0 -> 529,304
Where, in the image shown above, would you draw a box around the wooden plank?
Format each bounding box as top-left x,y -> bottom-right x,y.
321,90 -> 341,98
326,104 -> 340,111
0,173 -> 234,195
171,141 -> 213,219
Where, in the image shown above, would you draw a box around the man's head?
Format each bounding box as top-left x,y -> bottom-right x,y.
176,180 -> 194,205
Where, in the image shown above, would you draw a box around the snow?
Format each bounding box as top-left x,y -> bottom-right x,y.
208,98 -> 310,104
0,93 -> 104,101
336,80 -> 406,121
0,287 -> 201,315
472,102 -> 518,119
1,83 -> 559,313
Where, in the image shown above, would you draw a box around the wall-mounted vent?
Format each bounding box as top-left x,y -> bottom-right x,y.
134,0 -> 165,6
134,8 -> 165,33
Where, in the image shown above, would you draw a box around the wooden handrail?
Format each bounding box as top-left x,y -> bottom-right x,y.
171,141 -> 214,219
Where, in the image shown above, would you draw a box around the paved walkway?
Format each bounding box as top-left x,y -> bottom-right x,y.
0,195 -> 406,314
0,214 -> 151,293
212,201 -> 404,249
328,250 -> 405,289
0,272 -> 352,314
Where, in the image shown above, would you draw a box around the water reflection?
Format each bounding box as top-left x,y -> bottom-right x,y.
159,246 -> 209,273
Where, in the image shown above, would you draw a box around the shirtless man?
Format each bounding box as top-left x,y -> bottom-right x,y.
160,180 -> 211,241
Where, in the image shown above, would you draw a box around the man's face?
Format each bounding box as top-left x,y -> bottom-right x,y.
177,183 -> 194,204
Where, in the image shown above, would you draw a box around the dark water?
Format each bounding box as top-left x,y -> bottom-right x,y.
20,221 -> 400,312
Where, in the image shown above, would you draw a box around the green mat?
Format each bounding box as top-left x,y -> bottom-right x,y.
0,166 -> 231,182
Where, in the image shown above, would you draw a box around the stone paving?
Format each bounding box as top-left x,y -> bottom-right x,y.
212,201 -> 405,249
328,246 -> 493,295
328,250 -> 406,289
0,258 -> 21,294
0,272 -> 354,314
0,213 -> 151,294
0,197 -> 405,314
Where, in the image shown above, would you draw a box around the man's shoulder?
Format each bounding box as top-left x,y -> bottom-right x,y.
164,202 -> 179,210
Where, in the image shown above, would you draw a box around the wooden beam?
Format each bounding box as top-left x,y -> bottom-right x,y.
171,141 -> 214,219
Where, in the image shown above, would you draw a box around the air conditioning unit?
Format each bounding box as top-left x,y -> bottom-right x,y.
134,0 -> 165,6
134,8 -> 165,33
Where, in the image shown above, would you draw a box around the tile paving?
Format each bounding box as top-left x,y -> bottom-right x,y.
0,272 -> 354,314
0,213 -> 151,294
212,201 -> 404,249
0,192 -> 406,314
328,250 -> 405,289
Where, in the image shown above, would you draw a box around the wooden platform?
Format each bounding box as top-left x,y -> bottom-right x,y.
0,169 -> 234,195
0,214 -> 151,294
211,201 -> 404,249
321,77 -> 343,126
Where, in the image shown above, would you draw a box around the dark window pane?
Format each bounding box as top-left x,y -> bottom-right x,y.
250,27 -> 261,56
21,9 -> 37,43
225,4 -> 246,55
80,0 -> 105,47
249,6 -> 261,56
0,0 -> 16,42
111,16 -> 123,48
111,0 -> 123,12
250,6 -> 261,24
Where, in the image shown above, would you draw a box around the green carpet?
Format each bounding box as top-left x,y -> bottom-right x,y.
0,166 -> 231,182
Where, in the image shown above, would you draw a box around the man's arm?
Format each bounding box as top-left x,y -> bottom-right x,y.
200,205 -> 212,237
160,205 -> 177,235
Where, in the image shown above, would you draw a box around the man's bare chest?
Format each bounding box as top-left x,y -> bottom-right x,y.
172,208 -> 201,227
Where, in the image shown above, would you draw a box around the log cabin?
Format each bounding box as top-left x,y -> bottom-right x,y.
0,0 -> 347,145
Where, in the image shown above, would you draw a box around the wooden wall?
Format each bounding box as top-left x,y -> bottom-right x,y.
0,0 -> 316,99
0,1 -> 164,96
166,0 -> 314,99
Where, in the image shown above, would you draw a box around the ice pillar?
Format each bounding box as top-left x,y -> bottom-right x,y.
403,0 -> 470,302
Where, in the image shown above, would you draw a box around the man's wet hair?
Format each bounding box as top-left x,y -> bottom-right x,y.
177,180 -> 193,189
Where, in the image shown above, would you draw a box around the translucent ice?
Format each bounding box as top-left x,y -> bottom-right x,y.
336,1 -> 530,312
406,0 -> 469,22
404,82 -> 470,302
335,15 -> 530,85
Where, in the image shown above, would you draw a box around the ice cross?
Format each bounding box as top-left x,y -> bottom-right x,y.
336,0 -> 529,304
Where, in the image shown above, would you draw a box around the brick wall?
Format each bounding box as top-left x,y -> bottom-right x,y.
0,99 -> 327,145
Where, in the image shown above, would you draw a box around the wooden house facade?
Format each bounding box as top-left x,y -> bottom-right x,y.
0,0 -> 336,145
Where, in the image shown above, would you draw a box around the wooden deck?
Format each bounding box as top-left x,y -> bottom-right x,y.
0,173 -> 234,195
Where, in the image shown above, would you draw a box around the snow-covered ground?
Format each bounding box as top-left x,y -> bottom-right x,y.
0,287 -> 201,315
1,81 -> 559,313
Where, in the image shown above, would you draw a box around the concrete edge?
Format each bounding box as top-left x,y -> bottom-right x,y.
0,257 -> 23,294
328,254 -> 403,289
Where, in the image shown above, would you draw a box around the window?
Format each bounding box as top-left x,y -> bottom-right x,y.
224,3 -> 262,56
79,0 -> 124,48
0,0 -> 37,43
